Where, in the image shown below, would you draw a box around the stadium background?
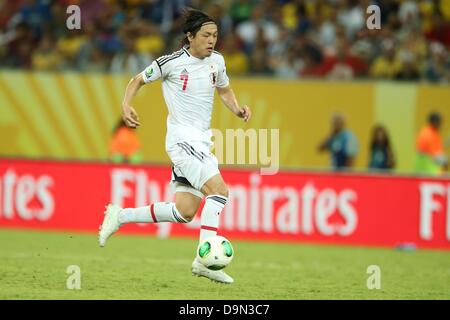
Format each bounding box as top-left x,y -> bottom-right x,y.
1,0 -> 450,171
1,0 -> 450,299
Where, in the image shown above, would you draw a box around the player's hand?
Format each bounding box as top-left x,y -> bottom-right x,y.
236,105 -> 251,122
122,105 -> 141,128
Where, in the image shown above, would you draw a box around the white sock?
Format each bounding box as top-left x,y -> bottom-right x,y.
118,202 -> 188,224
199,195 -> 227,242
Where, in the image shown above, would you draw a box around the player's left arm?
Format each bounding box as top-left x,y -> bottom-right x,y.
216,85 -> 251,122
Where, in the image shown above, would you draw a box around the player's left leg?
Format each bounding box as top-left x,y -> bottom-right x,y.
117,190 -> 202,224
174,191 -> 203,221
98,186 -> 202,247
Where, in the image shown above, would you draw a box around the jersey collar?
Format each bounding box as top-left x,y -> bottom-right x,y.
183,45 -> 208,61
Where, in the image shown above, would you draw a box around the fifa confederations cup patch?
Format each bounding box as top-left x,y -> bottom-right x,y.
146,67 -> 153,77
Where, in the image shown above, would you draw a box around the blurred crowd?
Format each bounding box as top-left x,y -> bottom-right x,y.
1,0 -> 450,82
318,111 -> 448,175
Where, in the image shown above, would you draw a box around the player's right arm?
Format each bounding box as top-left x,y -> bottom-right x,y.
122,60 -> 164,128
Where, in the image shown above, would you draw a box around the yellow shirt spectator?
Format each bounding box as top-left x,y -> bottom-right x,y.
57,35 -> 87,59
439,0 -> 450,19
32,51 -> 62,70
370,56 -> 401,79
222,51 -> 249,76
135,35 -> 164,56
32,36 -> 62,70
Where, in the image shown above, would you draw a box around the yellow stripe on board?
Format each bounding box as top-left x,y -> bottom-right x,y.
374,82 -> 417,173
88,74 -> 119,137
2,71 -> 449,171
0,80 -> 39,156
1,72 -> 66,157
63,73 -> 107,158
78,74 -> 110,148
54,73 -> 100,158
26,73 -> 73,156
111,75 -> 129,108
0,73 -> 50,156
104,75 -> 124,124
31,72 -> 89,158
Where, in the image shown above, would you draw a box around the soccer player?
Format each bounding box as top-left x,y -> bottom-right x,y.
98,9 -> 251,284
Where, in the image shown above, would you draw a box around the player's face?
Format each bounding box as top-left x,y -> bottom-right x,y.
191,24 -> 218,58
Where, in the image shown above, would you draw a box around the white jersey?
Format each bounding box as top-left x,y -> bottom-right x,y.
141,46 -> 229,150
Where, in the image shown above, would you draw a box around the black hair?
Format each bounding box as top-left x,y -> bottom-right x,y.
370,125 -> 391,149
428,111 -> 442,125
370,124 -> 395,169
181,9 -> 217,46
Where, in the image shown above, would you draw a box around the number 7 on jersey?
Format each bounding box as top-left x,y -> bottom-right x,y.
180,74 -> 189,91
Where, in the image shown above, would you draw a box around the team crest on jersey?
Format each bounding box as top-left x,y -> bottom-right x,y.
209,65 -> 218,86
210,72 -> 217,85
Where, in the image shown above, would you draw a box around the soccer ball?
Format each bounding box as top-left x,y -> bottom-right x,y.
196,235 -> 234,270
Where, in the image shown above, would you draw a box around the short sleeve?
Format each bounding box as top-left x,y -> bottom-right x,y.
216,55 -> 230,88
141,60 -> 162,83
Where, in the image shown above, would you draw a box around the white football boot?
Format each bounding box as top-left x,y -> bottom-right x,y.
98,204 -> 122,247
191,259 -> 234,284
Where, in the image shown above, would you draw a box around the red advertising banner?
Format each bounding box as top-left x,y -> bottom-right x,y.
0,158 -> 449,249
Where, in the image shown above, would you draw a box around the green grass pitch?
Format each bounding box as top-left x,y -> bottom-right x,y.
0,229 -> 449,299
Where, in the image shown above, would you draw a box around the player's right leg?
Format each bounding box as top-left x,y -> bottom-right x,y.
98,189 -> 202,247
191,259 -> 234,284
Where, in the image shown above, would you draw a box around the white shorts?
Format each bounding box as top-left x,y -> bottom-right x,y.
167,141 -> 220,198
